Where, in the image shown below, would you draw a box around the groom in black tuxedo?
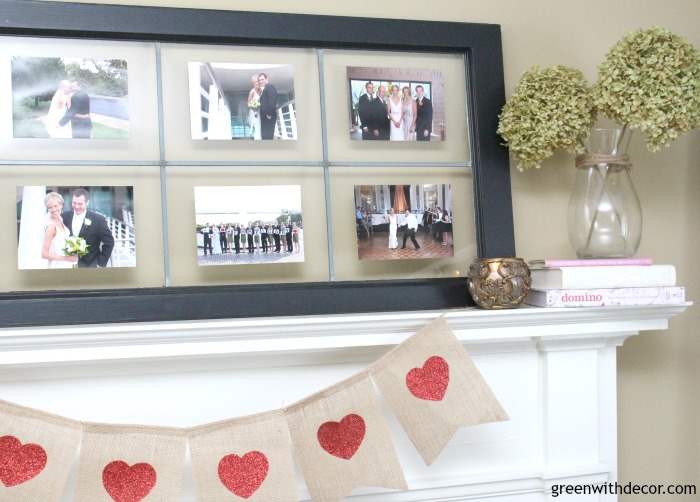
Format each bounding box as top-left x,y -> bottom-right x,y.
62,188 -> 114,268
258,73 -> 278,140
415,85 -> 433,141
59,81 -> 92,139
374,85 -> 391,140
357,82 -> 379,140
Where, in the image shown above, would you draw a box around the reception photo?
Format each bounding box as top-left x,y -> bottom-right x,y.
354,184 -> 453,261
16,186 -> 136,270
194,185 -> 304,266
347,66 -> 445,142
11,56 -> 129,139
188,62 -> 297,141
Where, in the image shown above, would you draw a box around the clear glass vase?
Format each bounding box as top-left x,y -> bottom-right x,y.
567,128 -> 642,258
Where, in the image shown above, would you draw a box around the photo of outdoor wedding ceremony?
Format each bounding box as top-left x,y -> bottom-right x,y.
16,186 -> 136,270
354,184 -> 454,261
11,56 -> 129,139
188,62 -> 297,141
347,66 -> 445,142
194,185 -> 304,266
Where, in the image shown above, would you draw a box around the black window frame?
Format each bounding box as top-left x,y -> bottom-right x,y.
0,0 -> 514,327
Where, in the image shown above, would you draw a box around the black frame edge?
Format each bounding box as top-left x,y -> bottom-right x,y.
0,279 -> 469,328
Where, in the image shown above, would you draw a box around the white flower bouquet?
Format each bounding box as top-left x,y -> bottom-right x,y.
248,98 -> 261,110
63,236 -> 90,258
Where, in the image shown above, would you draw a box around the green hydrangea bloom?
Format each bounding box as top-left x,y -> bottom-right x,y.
593,27 -> 700,152
498,65 -> 595,170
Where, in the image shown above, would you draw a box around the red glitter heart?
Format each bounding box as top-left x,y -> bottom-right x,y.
102,460 -> 156,502
218,451 -> 269,499
0,435 -> 47,487
317,414 -> 366,460
406,355 -> 450,401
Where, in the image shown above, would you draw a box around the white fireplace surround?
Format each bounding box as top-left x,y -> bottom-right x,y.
0,303 -> 690,501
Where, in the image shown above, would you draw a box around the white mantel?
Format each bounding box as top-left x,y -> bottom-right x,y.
0,304 -> 690,501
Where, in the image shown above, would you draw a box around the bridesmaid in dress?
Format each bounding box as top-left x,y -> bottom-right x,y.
388,85 -> 404,141
401,86 -> 416,141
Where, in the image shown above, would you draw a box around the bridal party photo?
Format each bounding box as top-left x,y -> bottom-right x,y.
188,62 -> 297,141
194,185 -> 304,266
354,184 -> 454,261
16,185 -> 136,270
347,66 -> 445,142
11,56 -> 130,139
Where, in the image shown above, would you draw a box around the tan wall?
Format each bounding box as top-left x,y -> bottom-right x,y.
48,0 -> 700,496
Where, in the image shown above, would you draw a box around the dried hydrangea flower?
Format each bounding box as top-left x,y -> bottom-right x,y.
498,65 -> 595,170
593,27 -> 700,152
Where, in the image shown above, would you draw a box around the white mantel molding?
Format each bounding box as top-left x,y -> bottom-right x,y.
0,303 -> 691,501
0,304 -> 690,368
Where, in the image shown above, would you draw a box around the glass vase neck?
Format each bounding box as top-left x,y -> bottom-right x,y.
585,127 -> 632,156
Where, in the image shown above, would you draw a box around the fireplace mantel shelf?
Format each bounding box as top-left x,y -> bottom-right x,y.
0,303 -> 690,368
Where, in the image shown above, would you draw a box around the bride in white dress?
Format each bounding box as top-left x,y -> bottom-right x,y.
247,74 -> 262,140
388,85 -> 404,141
42,80 -> 73,139
388,208 -> 399,249
41,192 -> 78,269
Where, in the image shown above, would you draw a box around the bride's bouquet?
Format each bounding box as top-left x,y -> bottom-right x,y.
248,98 -> 261,111
63,236 -> 90,258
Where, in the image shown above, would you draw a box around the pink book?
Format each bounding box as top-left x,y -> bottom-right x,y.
529,257 -> 653,268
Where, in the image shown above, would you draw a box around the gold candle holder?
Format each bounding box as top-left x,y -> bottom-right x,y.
467,257 -> 531,309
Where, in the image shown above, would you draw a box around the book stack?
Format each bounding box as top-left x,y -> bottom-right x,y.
525,258 -> 686,308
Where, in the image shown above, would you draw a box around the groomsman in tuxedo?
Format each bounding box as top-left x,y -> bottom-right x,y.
62,188 -> 114,267
247,226 -> 254,253
375,85 -> 391,140
233,225 -> 241,254
357,82 -> 380,140
415,85 -> 433,141
273,225 -> 281,252
286,224 -> 293,252
261,225 -> 268,253
258,73 -> 278,140
200,223 -> 213,256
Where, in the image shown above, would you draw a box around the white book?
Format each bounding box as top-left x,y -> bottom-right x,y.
525,287 -> 686,308
530,265 -> 676,290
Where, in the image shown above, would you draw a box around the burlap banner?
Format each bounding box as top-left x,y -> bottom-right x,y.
286,373 -> 407,502
0,317 -> 508,501
371,316 -> 508,464
0,400 -> 82,502
74,423 -> 187,502
189,409 -> 297,502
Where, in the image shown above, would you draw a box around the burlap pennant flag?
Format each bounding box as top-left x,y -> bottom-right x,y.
0,399 -> 82,502
189,409 -> 298,501
285,372 -> 406,502
74,423 -> 187,502
371,316 -> 508,465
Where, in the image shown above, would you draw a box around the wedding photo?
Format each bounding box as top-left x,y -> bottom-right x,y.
16,186 -> 136,270
354,184 -> 454,261
347,66 -> 445,142
194,185 -> 304,266
11,56 -> 129,139
188,62 -> 297,141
